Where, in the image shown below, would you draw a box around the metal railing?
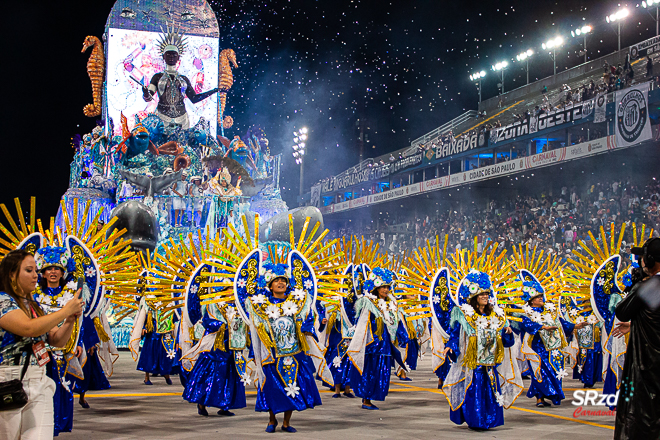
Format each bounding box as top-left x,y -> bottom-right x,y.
479,48 -> 630,113
408,110 -> 478,146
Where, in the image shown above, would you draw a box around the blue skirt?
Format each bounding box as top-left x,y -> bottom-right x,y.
182,350 -> 246,410
450,366 -> 504,430
177,347 -> 189,387
526,359 -> 565,405
434,358 -> 451,382
350,353 -> 392,401
323,335 -> 352,388
255,352 -> 322,414
73,351 -> 110,393
572,346 -> 603,388
403,341 -> 419,370
47,359 -> 73,436
137,333 -> 175,376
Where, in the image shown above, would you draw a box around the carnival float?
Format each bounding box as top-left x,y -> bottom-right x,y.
2,0 -> 332,349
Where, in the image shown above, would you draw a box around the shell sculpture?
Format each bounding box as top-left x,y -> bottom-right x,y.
218,49 -> 238,123
82,36 -> 105,118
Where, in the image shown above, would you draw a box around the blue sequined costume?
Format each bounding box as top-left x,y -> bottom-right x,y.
253,296 -> 322,414
572,323 -> 603,388
39,286 -> 74,436
521,311 -> 575,405
321,309 -> 353,390
72,315 -> 110,394
445,323 -> 516,429
182,309 -> 246,411
137,311 -> 177,376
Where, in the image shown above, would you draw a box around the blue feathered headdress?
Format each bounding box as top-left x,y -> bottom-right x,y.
34,246 -> 76,278
257,262 -> 292,290
456,269 -> 493,306
363,267 -> 396,295
518,269 -> 545,303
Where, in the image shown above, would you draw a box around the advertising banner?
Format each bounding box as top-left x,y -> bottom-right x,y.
490,100 -> 592,144
593,93 -> 607,123
310,184 -> 322,208
614,82 -> 652,148
630,35 -> 660,60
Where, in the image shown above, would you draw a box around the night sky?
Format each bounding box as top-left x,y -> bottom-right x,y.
1,0 -> 655,219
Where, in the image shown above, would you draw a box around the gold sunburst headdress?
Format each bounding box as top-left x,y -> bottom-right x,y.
564,223 -> 653,330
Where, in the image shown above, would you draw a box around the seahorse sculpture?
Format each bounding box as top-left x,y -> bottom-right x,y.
82,36 -> 105,117
218,48 -> 238,125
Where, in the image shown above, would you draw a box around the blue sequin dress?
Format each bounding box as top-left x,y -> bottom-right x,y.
322,312 -> 353,389
253,296 -> 322,414
37,287 -> 74,436
182,312 -> 246,411
349,309 -> 408,402
445,324 -> 516,430
521,310 -> 575,405
137,312 -> 176,376
72,315 -> 110,393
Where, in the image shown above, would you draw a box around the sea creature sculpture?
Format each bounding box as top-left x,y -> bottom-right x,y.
218,49 -> 238,121
117,113 -> 183,160
82,36 -> 105,117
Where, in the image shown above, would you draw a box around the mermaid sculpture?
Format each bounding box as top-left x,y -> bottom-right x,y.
142,25 -> 219,129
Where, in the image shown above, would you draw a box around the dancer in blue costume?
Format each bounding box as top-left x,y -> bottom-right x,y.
519,280 -> 586,407
442,266 -> 523,431
72,314 -> 111,408
248,263 -> 323,432
182,302 -> 247,416
570,309 -> 603,388
130,299 -> 176,385
347,267 -> 409,410
319,300 -> 354,398
33,247 -> 79,436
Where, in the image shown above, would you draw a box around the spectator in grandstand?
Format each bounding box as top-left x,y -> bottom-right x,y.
626,68 -> 634,87
647,56 -> 654,78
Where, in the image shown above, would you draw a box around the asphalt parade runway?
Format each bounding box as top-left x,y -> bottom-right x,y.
61,352 -> 614,439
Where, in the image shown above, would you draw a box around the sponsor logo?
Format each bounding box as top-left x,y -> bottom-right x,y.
617,88 -> 647,143
571,390 -> 618,418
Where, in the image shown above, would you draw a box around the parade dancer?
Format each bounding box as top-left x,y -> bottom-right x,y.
347,267 -> 409,410
72,314 -> 111,408
563,224 -> 651,406
248,262 -> 323,431
33,247 -> 79,436
130,298 -> 176,385
181,302 -> 247,416
441,243 -> 523,431
519,278 -> 585,407
319,298 -> 354,398
220,214 -> 341,433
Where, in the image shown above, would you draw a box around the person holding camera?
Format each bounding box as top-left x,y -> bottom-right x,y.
612,238 -> 660,439
0,250 -> 84,439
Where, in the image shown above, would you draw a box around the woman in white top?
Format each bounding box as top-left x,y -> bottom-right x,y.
171,173 -> 188,227
0,249 -> 84,440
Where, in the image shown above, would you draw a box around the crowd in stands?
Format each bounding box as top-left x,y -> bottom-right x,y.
330,177 -> 660,265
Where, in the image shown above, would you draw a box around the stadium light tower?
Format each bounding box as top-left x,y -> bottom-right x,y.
571,25 -> 592,63
643,0 -> 660,36
542,36 -> 564,75
292,127 -> 308,196
516,49 -> 534,85
491,61 -> 508,94
469,70 -> 486,103
606,8 -> 629,51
